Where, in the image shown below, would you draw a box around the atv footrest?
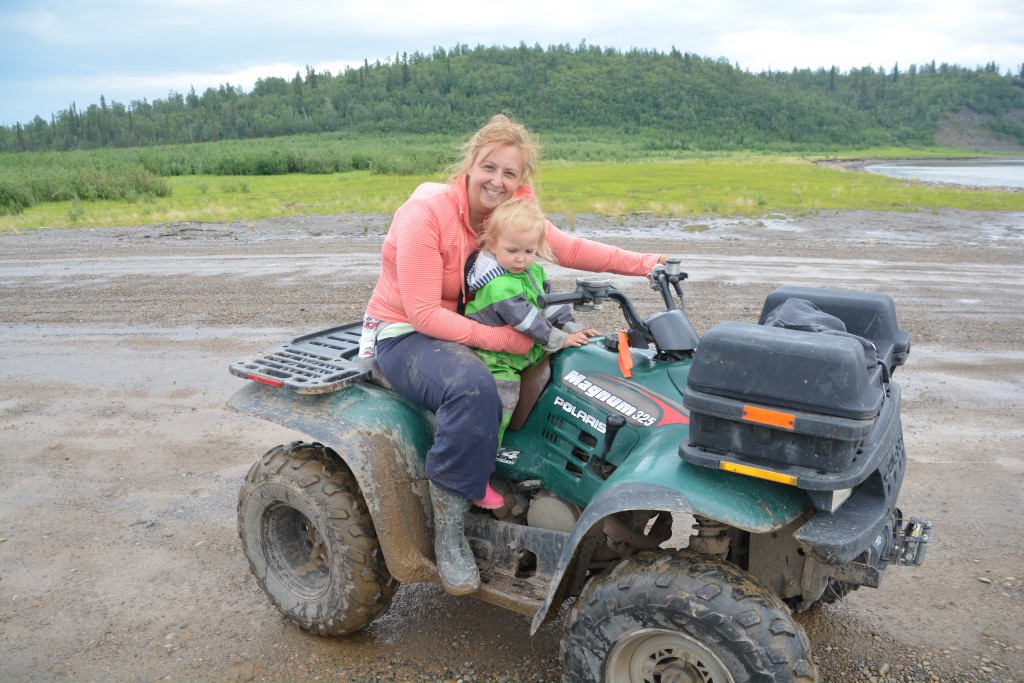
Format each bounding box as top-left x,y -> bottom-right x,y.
229,323 -> 370,394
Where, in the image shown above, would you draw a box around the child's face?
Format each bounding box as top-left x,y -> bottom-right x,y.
490,229 -> 539,273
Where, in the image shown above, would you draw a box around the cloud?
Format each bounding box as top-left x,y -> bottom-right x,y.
2,0 -> 1022,126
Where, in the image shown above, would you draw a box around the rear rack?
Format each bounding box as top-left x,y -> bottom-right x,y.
229,322 -> 370,394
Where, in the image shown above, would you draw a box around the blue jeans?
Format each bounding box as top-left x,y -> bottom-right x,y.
375,332 -> 502,500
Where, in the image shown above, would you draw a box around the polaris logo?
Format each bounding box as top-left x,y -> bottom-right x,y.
553,396 -> 607,434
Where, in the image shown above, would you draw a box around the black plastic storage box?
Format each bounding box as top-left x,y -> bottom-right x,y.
682,321 -> 885,475
759,285 -> 911,371
681,286 -> 911,490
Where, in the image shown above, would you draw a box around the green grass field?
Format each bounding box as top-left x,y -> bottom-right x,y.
2,154 -> 1022,232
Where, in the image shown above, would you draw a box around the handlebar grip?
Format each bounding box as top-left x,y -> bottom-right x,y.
537,289 -> 585,309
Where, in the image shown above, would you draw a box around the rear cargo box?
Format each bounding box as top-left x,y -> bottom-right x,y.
759,285 -> 911,371
682,321 -> 885,477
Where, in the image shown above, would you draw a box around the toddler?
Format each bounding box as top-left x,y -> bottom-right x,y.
465,198 -> 599,449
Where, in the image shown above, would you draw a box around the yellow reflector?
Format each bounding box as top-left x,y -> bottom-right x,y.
742,405 -> 796,430
720,461 -> 799,486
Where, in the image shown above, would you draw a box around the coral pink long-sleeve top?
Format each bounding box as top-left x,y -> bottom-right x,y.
365,177 -> 664,356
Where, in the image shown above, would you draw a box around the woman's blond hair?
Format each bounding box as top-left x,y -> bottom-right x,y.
447,113 -> 541,185
480,197 -> 555,263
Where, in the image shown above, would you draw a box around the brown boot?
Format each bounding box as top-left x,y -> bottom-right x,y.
428,481 -> 480,595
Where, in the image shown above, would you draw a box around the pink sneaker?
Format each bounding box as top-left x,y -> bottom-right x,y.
472,483 -> 504,510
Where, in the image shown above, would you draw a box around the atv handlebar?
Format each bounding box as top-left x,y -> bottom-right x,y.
538,275 -> 613,310
649,259 -> 687,311
537,277 -> 654,344
537,290 -> 591,308
538,261 -> 687,319
537,258 -> 697,358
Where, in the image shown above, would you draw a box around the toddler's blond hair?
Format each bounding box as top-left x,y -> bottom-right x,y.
481,197 -> 555,264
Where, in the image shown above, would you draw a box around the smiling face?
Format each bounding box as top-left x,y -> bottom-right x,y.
466,144 -> 524,230
489,228 -> 540,274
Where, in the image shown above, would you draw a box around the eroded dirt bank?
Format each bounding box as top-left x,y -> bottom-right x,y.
1,209 -> 1022,682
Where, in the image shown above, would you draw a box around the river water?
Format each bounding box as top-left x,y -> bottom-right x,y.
864,159 -> 1024,188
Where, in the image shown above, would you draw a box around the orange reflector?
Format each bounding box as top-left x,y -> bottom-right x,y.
720,461 -> 799,486
741,405 -> 795,430
249,373 -> 284,388
617,330 -> 633,378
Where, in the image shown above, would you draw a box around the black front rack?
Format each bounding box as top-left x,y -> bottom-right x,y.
229,322 -> 370,394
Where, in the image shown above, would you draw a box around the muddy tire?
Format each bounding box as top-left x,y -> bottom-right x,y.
562,550 -> 817,683
237,441 -> 397,636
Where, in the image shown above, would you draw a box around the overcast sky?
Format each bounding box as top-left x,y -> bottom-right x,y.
2,0 -> 1022,127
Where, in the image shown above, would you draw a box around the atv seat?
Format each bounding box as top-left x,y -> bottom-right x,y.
509,356 -> 551,431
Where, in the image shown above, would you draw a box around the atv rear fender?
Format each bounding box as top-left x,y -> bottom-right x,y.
227,381 -> 438,583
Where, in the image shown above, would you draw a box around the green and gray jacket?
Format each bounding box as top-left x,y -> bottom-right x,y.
465,250 -> 583,381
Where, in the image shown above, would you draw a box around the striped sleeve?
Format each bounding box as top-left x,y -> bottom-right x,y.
391,198 -> 532,354
545,221 -> 663,275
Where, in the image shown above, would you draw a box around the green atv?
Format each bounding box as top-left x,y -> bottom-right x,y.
228,261 -> 931,683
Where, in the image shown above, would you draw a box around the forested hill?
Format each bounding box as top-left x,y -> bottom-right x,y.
3,42 -> 1024,153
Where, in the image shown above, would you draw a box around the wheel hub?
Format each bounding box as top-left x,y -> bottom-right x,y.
262,502 -> 331,599
607,629 -> 733,683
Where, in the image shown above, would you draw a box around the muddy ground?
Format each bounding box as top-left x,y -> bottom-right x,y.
1,208 -> 1022,682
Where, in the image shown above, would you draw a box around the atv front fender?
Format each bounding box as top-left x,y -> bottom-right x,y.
528,430 -> 811,634
529,481 -> 692,634
227,381 -> 437,583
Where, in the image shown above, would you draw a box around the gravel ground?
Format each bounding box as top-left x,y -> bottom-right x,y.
1,208 -> 1023,682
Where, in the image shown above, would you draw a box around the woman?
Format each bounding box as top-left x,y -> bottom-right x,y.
361,114 -> 667,595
